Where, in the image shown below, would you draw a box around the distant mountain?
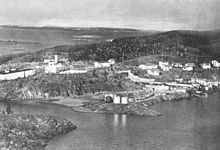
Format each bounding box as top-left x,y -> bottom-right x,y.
0,25 -> 157,56
0,25 -> 156,44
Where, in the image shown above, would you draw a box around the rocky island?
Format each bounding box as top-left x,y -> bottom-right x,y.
0,113 -> 76,150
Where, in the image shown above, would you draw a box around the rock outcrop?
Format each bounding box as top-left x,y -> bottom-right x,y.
0,113 -> 76,150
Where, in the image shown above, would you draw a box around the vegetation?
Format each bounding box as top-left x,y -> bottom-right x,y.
1,30 -> 220,65
68,30 -> 219,63
0,113 -> 76,150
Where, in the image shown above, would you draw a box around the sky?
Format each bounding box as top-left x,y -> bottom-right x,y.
0,0 -> 219,31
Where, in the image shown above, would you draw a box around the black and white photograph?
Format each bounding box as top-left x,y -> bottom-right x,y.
0,0 -> 220,149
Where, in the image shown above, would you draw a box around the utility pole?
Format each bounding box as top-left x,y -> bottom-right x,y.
122,51 -> 125,63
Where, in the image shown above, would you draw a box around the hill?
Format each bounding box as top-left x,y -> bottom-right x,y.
65,30 -> 220,63
2,30 -> 220,64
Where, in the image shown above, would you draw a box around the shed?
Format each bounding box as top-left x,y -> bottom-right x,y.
121,97 -> 128,104
113,95 -> 121,104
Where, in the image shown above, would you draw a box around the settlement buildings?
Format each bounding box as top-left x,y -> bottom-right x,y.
44,55 -> 62,74
0,69 -> 35,80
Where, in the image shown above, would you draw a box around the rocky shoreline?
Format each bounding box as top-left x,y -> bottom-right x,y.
75,91 -> 191,116
0,113 -> 76,150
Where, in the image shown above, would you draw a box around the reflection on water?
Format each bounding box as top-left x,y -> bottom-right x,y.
122,114 -> 127,127
113,114 -> 127,128
0,91 -> 220,150
113,114 -> 119,126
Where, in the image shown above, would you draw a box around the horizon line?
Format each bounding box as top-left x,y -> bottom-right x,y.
0,24 -> 219,32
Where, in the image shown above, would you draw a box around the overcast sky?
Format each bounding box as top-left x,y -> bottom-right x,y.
0,0 -> 219,31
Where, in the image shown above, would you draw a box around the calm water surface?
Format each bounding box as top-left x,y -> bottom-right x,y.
0,91 -> 220,150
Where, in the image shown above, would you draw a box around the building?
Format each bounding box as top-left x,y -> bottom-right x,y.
185,63 -> 195,67
44,59 -> 54,63
211,60 -> 220,67
45,62 -> 62,74
147,68 -> 160,76
0,69 -> 35,80
44,55 -> 62,74
138,63 -> 158,70
182,66 -> 193,71
172,63 -> 183,68
182,63 -> 195,71
158,61 -> 172,71
159,61 -> 169,67
200,63 -> 211,69
94,59 -> 115,69
160,65 -> 171,71
60,69 -> 87,74
108,59 -> 116,65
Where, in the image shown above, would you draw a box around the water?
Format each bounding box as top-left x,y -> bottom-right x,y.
0,91 -> 220,150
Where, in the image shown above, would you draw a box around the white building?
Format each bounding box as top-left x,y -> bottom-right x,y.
158,61 -> 172,71
182,66 -> 193,71
138,63 -> 158,70
108,59 -> 116,65
200,63 -> 211,69
44,59 -> 54,63
211,60 -> 220,67
45,62 -> 62,74
60,69 -> 87,74
185,63 -> 195,67
147,68 -> 160,76
94,59 -> 115,69
161,65 -> 171,71
0,69 -> 35,80
159,61 -> 169,67
113,95 -> 121,104
172,63 -> 183,68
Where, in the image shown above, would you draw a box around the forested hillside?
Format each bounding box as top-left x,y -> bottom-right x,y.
67,30 -> 220,62
1,30 -> 220,64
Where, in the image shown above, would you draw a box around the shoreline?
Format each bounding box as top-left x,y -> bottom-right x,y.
2,86 -> 219,117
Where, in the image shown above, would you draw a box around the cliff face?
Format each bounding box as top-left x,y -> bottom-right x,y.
0,71 -> 136,100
